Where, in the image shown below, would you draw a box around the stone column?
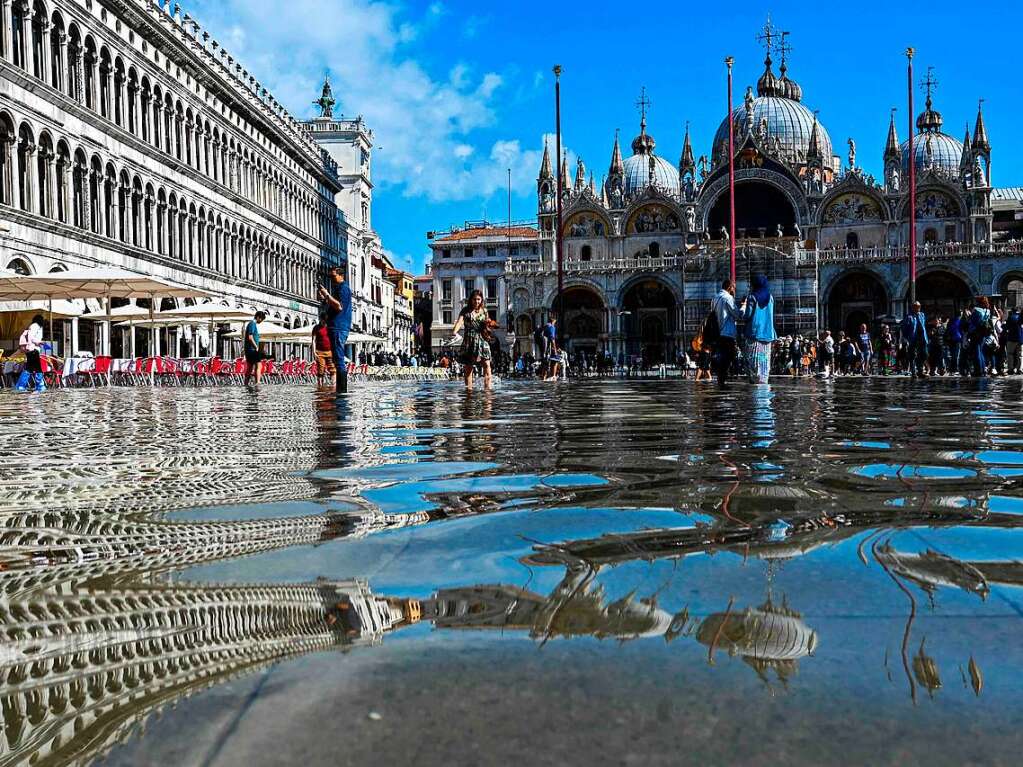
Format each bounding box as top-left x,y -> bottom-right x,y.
70,316 -> 79,355
117,73 -> 127,127
1,1 -> 13,65
17,0 -> 30,72
87,52 -> 99,110
20,137 -> 36,213
72,47 -> 83,103
57,31 -> 67,93
42,146 -> 54,218
39,18 -> 52,84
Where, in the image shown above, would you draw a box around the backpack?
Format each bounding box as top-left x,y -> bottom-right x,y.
701,302 -> 721,346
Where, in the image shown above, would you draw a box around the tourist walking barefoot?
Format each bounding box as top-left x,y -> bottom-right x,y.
451,289 -> 494,389
243,311 -> 266,388
743,273 -> 776,384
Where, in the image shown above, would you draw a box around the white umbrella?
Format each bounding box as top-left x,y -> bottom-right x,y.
0,268 -> 213,359
155,303 -> 251,321
0,299 -> 85,318
223,321 -> 295,339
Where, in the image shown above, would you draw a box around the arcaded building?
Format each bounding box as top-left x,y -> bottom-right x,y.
0,0 -> 346,354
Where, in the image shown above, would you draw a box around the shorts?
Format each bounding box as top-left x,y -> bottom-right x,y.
315,350 -> 335,374
244,349 -> 263,365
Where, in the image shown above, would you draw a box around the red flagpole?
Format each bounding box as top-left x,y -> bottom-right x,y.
726,56 -> 736,284
554,65 -> 564,328
907,48 -> 916,306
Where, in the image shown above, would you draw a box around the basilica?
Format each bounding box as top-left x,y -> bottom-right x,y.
492,29 -> 1023,363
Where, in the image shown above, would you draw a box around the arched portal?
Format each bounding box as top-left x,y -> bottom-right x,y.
707,181 -> 797,239
621,279 -> 676,365
827,271 -> 889,337
910,270 -> 973,320
552,286 -> 605,357
1000,274 -> 1023,310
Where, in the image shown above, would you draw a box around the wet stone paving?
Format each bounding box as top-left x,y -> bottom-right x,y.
2,378 -> 1023,766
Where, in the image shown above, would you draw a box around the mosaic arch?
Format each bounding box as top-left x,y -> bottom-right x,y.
563,211 -> 609,238
902,189 -> 961,219
626,204 -> 681,235
822,193 -> 883,225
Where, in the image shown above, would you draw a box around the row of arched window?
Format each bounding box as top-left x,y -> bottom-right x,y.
2,0 -> 339,244
0,111 -> 322,298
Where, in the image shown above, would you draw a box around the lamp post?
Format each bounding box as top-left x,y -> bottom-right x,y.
725,56 -> 736,285
907,47 -> 916,307
553,65 -> 564,330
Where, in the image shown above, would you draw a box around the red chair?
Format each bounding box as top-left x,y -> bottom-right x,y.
82,356 -> 113,387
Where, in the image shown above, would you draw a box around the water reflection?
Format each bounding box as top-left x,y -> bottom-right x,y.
3,379 -> 1023,764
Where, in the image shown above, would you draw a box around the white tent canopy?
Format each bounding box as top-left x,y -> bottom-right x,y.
0,299 -> 86,318
0,268 -> 211,301
223,321 -> 297,339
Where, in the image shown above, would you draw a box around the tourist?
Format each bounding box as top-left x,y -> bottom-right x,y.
742,274 -> 776,384
317,265 -> 353,393
1004,306 -> 1023,375
451,289 -> 495,389
788,335 -> 803,378
856,323 -> 873,375
711,279 -> 744,386
693,335 -> 712,382
877,324 -> 896,375
243,310 -> 266,388
929,316 -> 947,375
902,301 -> 929,378
537,317 -> 559,381
838,331 -> 857,376
945,312 -> 965,375
15,314 -> 46,393
311,314 -> 335,387
819,330 -> 835,376
966,296 -> 992,377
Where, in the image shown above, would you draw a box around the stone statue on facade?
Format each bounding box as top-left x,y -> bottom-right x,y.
685,206 -> 696,232
847,138 -> 856,169
775,223 -> 785,238
720,226 -> 729,244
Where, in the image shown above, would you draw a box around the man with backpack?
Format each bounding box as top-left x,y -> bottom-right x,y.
709,279 -> 745,387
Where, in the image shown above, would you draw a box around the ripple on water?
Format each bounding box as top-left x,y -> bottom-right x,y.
4,379 -> 1023,767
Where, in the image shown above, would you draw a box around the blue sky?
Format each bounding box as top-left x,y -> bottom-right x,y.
192,0 -> 1023,275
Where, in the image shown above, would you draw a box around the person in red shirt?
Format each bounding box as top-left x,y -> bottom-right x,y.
311,314 -> 336,386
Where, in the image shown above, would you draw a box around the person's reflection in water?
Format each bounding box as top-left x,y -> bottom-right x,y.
312,389 -> 356,472
457,388 -> 496,458
749,384 -> 777,449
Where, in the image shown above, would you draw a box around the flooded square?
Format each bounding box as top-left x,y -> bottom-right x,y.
2,378 -> 1023,766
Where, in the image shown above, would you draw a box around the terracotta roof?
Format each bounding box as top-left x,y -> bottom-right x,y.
435,226 -> 538,242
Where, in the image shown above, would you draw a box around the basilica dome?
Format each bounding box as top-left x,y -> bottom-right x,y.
900,95 -> 963,179
623,151 -> 680,196
712,57 -> 833,168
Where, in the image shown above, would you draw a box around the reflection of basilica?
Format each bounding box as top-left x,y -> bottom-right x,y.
484,21 -> 1023,360
5,501 -> 1022,765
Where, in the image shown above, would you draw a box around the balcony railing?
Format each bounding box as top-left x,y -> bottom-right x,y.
506,240 -> 1023,275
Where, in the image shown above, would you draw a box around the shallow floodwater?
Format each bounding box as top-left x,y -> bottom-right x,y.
2,378 -> 1023,766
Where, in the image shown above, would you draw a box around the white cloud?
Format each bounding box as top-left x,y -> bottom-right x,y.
191,0 -> 543,204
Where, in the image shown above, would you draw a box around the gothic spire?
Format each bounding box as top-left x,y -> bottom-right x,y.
960,124 -> 973,171
679,121 -> 696,176
574,157 -> 586,191
609,129 -> 624,174
538,137 -> 553,180
560,152 -> 569,189
588,172 -> 597,196
808,116 -> 822,159
973,99 -> 990,152
884,108 -> 900,162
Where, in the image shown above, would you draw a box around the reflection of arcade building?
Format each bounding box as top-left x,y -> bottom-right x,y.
501,24 -> 1023,358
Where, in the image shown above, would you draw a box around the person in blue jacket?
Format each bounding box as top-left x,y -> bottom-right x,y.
901,301 -> 929,378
